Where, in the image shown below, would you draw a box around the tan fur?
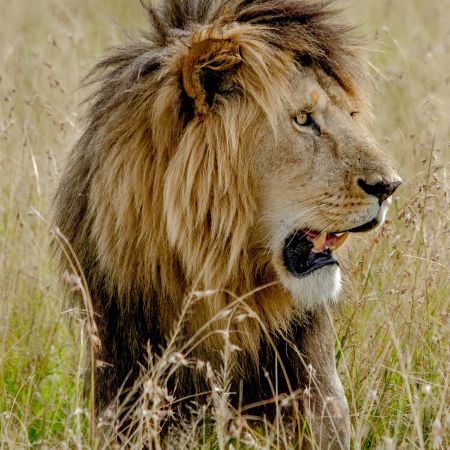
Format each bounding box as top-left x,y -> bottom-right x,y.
53,1 -> 400,447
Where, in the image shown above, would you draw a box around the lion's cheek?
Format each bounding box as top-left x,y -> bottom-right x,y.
279,265 -> 342,310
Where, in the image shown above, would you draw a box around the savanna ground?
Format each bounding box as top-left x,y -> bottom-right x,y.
0,0 -> 449,448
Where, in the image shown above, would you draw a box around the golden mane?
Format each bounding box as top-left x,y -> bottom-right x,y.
53,0 -> 366,414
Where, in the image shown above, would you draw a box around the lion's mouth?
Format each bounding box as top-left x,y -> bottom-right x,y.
283,230 -> 349,277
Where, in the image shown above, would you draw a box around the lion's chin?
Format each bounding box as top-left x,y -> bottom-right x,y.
275,228 -> 344,309
281,265 -> 342,310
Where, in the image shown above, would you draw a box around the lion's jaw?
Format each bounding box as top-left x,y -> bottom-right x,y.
253,69 -> 401,310
280,264 -> 342,309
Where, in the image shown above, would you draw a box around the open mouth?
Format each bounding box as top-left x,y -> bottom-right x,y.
283,230 -> 349,277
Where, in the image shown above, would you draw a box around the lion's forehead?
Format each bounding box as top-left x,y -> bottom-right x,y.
287,68 -> 362,116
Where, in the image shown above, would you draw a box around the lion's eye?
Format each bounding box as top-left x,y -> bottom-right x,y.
293,112 -> 321,135
350,111 -> 360,118
294,112 -> 312,126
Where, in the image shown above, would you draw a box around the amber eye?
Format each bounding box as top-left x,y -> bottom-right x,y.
293,112 -> 321,135
293,111 -> 313,127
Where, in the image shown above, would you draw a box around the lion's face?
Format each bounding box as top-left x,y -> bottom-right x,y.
253,68 -> 401,308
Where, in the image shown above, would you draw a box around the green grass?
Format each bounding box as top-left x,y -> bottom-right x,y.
1,0 -> 449,448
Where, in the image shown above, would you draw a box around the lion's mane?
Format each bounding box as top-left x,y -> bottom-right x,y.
53,0 -> 364,413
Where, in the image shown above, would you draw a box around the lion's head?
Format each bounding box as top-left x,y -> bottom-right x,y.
253,67 -> 401,308
54,0 -> 401,377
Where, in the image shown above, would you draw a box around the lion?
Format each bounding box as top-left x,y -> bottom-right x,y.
53,0 -> 401,448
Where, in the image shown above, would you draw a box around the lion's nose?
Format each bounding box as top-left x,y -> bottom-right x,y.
357,178 -> 402,204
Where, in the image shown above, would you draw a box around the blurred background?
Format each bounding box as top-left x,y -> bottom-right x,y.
0,0 -> 448,448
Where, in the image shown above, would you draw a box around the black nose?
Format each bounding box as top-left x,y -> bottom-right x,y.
358,179 -> 402,203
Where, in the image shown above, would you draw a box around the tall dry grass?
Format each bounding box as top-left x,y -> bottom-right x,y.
0,0 -> 448,448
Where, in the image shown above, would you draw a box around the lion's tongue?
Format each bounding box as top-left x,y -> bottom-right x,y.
307,231 -> 349,253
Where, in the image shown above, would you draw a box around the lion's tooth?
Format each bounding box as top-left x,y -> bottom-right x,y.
332,232 -> 349,250
313,233 -> 326,251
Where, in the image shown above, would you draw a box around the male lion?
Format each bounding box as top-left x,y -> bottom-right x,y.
53,0 -> 401,448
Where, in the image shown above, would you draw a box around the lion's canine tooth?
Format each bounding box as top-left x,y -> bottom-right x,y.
313,233 -> 326,251
332,232 -> 349,250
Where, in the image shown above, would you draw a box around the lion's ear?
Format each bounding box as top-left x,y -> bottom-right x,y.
182,37 -> 242,115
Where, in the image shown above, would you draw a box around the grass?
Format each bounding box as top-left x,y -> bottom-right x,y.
0,0 -> 448,448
